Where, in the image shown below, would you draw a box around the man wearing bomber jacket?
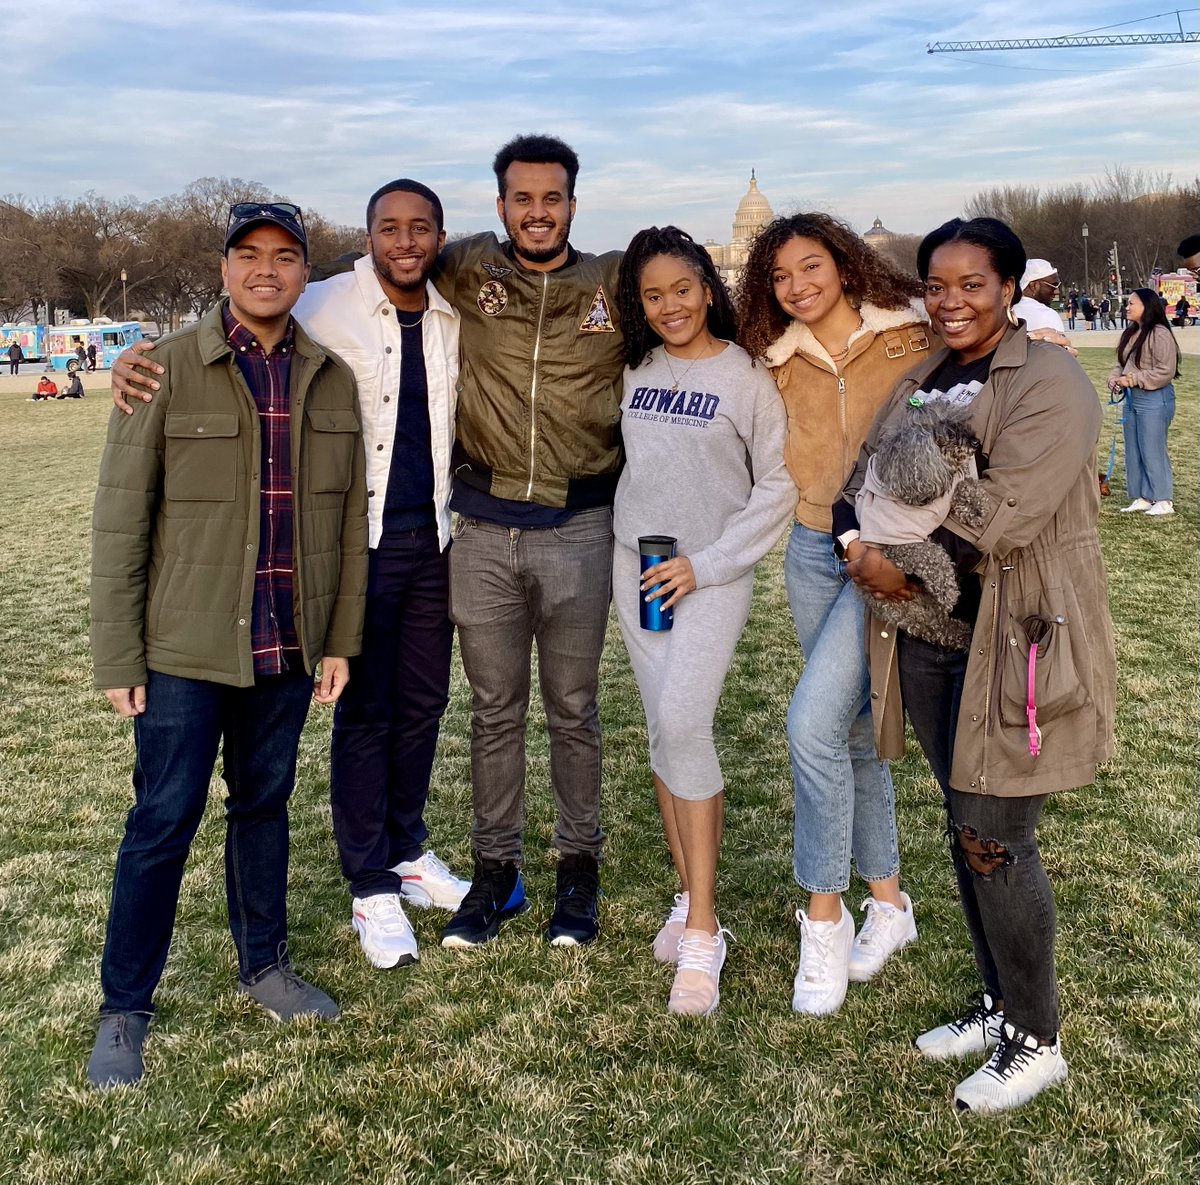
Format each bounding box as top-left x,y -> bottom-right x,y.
435,134 -> 625,950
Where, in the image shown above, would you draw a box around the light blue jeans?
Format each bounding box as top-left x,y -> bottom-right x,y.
785,523 -> 899,894
1123,384 -> 1175,503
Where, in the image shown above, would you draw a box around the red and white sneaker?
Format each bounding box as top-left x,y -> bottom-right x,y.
352,893 -> 418,969
393,851 -> 471,911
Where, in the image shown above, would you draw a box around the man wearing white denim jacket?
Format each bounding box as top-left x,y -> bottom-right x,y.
293,179 -> 469,969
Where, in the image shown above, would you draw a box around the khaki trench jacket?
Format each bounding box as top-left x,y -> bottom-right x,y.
844,326 -> 1116,797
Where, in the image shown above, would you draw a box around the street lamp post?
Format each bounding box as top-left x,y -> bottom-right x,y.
1081,224 -> 1089,296
120,269 -> 128,320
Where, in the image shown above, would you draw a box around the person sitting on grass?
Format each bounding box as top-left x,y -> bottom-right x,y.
611,226 -> 793,1015
86,201 -> 368,1089
32,376 -> 58,401
59,373 -> 86,399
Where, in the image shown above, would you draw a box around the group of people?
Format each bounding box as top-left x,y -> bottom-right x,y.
88,133 -> 1118,1117
31,373 -> 85,400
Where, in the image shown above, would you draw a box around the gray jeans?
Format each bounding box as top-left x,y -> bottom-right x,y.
448,507 -> 613,865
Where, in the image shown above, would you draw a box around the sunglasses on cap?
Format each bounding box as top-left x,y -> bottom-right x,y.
226,201 -> 305,231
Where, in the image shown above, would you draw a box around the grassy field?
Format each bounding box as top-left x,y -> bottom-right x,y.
0,350 -> 1195,1184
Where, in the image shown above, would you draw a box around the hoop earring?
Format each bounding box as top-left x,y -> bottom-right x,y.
1006,305 -> 1019,328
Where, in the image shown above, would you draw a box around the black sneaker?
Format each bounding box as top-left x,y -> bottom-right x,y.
440,856 -> 528,948
545,852 -> 600,946
87,1012 -> 150,1089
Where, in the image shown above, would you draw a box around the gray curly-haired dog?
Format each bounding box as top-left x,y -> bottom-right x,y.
857,400 -> 988,650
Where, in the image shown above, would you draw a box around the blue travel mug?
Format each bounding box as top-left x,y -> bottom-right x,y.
639,535 -> 677,631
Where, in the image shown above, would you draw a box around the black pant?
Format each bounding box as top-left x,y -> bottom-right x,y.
898,632 -> 1059,1040
330,527 -> 452,898
8,360 -> 17,375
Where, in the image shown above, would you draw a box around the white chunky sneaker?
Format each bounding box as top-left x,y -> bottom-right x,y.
953,1022 -> 1068,1113
791,904 -> 853,1015
914,993 -> 1004,1060
1118,498 -> 1152,512
652,892 -> 691,964
1145,500 -> 1174,517
393,851 -> 471,911
847,892 -> 917,983
352,893 -> 418,969
668,927 -> 730,1016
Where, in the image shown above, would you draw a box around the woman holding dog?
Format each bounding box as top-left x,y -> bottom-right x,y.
843,217 -> 1115,1113
738,214 -> 928,1016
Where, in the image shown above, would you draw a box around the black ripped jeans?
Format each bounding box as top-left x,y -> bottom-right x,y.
898,631 -> 1059,1041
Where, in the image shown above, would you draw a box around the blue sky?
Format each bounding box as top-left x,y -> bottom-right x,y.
2,1 -> 1194,252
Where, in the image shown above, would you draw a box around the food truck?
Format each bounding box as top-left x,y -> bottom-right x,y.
41,320 -> 146,371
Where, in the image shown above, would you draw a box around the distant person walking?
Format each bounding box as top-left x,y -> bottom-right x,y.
1174,295 -> 1191,326
1067,294 -> 1078,330
1111,288 -> 1181,518
7,341 -> 22,375
87,342 -> 98,371
1098,296 -> 1112,330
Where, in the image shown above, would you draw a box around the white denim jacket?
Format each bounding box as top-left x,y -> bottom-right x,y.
295,254 -> 459,550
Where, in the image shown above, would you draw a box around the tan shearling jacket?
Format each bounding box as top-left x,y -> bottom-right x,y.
763,301 -> 930,533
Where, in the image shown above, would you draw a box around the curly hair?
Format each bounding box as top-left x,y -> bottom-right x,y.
617,226 -> 738,370
493,133 -> 579,199
736,212 -> 924,361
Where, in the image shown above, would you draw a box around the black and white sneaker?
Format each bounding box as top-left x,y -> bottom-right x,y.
545,853 -> 600,946
953,1021 -> 1068,1113
440,857 -> 528,948
914,993 -> 1004,1060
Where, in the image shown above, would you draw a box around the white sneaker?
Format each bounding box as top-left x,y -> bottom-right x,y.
652,892 -> 690,964
392,851 -> 471,910
668,927 -> 730,1016
351,893 -> 418,969
1118,498 -> 1152,512
914,993 -> 1004,1060
791,904 -> 854,1015
1145,500 -> 1174,517
953,1021 -> 1068,1113
847,892 -> 917,983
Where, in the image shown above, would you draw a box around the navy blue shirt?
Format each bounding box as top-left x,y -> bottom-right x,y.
382,320 -> 436,536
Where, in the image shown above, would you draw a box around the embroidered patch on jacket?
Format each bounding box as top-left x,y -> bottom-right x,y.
482,262 -> 512,279
477,281 -> 509,316
579,286 -> 615,333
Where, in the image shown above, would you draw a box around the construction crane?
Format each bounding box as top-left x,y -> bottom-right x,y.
928,8 -> 1197,53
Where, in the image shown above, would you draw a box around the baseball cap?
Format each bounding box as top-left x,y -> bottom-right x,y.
1020,259 -> 1057,288
224,202 -> 308,256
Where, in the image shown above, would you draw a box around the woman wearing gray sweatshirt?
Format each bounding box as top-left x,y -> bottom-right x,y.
613,227 -> 794,1017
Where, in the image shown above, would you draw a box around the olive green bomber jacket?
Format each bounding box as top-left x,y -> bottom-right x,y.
91,304 -> 369,690
434,233 -> 625,509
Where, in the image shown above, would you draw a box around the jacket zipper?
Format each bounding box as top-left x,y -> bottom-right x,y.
837,373 -> 848,477
525,272 -> 549,498
979,563 -> 1013,794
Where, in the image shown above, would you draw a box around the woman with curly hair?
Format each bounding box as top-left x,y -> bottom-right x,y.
1109,287 -> 1181,517
613,226 -> 793,1015
738,212 -> 929,1015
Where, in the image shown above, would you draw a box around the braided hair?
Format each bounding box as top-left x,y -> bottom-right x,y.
736,212 -> 924,361
617,226 -> 738,370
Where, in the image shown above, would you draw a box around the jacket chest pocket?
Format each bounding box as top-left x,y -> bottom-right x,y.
305,407 -> 360,493
164,412 -> 239,501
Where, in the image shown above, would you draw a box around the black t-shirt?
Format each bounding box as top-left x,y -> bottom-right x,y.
381,320 -> 436,537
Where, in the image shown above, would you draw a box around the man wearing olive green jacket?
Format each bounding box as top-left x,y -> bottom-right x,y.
87,204 -> 368,1090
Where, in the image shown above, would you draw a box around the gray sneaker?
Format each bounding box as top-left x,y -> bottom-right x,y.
239,966 -> 339,1021
87,1012 -> 150,1089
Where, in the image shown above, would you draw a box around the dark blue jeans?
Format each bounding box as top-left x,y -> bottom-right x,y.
897,632 -> 1059,1040
100,669 -> 313,1014
330,527 -> 453,897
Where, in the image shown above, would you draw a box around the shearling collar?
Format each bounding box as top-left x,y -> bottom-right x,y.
763,299 -> 928,370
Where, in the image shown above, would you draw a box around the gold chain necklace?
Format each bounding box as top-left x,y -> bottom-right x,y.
826,317 -> 864,363
663,337 -> 716,392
